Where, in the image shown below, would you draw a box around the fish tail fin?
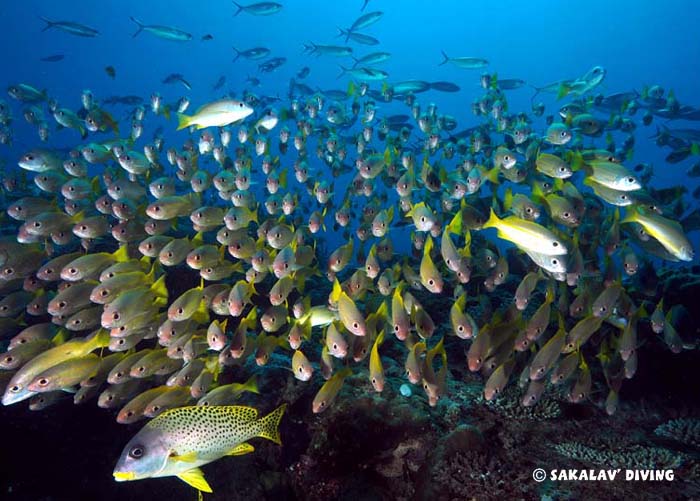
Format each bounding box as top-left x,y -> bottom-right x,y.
557,83 -> 571,100
233,2 -> 243,16
336,66 -> 348,80
484,166 -> 500,185
439,50 -> 450,66
336,27 -> 350,43
176,113 -> 192,131
232,47 -> 241,62
257,403 -> 286,445
129,17 -> 144,38
483,208 -> 500,230
243,374 -> 260,394
112,244 -> 130,263
39,16 -> 54,31
503,187 -> 514,212
89,328 -> 111,350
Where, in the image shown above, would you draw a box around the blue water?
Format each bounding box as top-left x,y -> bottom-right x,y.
1,2 -> 700,499
3,0 -> 699,179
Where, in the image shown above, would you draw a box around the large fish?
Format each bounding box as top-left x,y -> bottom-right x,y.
113,405 -> 285,493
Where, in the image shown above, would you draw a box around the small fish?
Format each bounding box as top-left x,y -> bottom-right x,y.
130,17 -> 192,41
40,17 -> 99,37
40,54 -> 65,62
621,207 -> 693,262
105,66 -> 116,79
233,2 -> 283,16
529,326 -> 566,380
439,51 -> 488,69
482,209 -> 567,256
312,367 -> 352,413
419,236 -> 443,293
177,100 -> 253,131
292,350 -> 313,381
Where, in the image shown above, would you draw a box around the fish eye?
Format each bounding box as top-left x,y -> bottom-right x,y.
129,446 -> 144,459
112,312 -> 120,320
58,301 -> 66,308
627,177 -> 635,183
37,378 -> 49,387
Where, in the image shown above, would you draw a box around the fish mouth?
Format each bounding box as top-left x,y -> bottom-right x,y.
113,471 -> 136,481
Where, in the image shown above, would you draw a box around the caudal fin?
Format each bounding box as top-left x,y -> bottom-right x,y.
257,404 -> 286,445
129,17 -> 144,38
233,2 -> 243,15
39,16 -> 54,32
337,27 -> 349,43
232,47 -> 241,62
439,50 -> 450,66
176,113 -> 191,131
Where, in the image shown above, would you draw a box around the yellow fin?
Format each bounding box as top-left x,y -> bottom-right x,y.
176,113 -> 191,131
171,451 -> 198,462
191,299 -> 210,325
150,273 -> 168,299
112,245 -> 130,263
257,404 -> 286,445
226,442 -> 255,456
176,467 -> 212,493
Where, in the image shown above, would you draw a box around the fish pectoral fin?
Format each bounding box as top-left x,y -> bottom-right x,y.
176,467 -> 213,493
226,442 -> 255,456
170,451 -> 198,462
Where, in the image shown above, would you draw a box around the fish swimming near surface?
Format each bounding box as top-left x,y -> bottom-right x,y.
130,17 -> 192,41
233,2 -> 283,16
39,16 -> 99,37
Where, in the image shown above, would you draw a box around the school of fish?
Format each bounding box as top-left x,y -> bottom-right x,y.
1,1 -> 699,494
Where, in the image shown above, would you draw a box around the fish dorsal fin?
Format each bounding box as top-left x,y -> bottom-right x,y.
226,442 -> 255,456
227,405 -> 259,423
176,467 -> 212,493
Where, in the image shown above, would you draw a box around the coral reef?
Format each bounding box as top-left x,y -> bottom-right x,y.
654,418 -> 700,449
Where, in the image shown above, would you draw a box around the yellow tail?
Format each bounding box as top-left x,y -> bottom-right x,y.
257,404 -> 286,445
176,113 -> 192,131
